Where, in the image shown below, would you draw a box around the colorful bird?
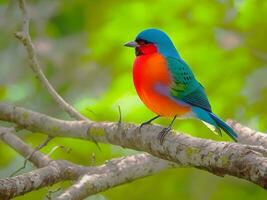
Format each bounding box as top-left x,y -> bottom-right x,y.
124,28 -> 238,144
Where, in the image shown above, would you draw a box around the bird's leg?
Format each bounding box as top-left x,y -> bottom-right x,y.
139,115 -> 161,131
157,115 -> 177,145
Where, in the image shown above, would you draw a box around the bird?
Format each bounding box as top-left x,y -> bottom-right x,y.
124,28 -> 238,144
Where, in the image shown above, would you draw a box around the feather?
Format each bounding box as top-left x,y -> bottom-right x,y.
166,57 -> 212,112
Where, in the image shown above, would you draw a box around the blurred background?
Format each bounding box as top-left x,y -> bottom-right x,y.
0,0 -> 267,199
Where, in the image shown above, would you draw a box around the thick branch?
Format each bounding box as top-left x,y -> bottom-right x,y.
228,119 -> 267,148
0,155 -> 173,199
0,125 -> 175,199
55,154 -> 177,200
0,103 -> 267,189
0,161 -> 74,199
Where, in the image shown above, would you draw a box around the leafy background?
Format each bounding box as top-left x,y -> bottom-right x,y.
0,0 -> 267,199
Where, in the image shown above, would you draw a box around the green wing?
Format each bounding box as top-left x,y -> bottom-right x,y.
166,57 -> 212,112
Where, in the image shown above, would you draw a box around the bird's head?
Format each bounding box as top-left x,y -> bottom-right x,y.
124,28 -> 180,58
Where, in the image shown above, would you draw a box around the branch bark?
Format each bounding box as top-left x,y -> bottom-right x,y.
0,127 -> 51,168
227,119 -> 267,148
0,125 -> 176,199
55,154 -> 177,200
0,103 -> 267,191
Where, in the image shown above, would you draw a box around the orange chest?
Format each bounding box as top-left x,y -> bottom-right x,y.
133,53 -> 171,91
132,54 -> 191,117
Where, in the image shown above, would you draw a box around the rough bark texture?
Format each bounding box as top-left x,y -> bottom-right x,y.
55,154 -> 176,200
0,127 -> 51,168
0,103 -> 267,194
228,120 -> 267,148
0,124 -> 176,199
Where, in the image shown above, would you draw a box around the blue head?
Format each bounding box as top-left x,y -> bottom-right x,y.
125,28 -> 180,58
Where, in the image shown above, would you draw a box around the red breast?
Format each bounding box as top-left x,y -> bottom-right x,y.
133,53 -> 191,117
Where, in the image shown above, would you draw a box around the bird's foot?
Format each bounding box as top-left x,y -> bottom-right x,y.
139,121 -> 150,132
157,127 -> 172,145
157,115 -> 177,145
139,115 -> 160,132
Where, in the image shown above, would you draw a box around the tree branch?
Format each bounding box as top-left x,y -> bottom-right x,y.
0,125 -> 175,199
0,103 -> 267,190
0,162 -> 72,199
55,154 -> 177,200
227,119 -> 267,148
0,127 -> 51,168
15,0 -> 87,121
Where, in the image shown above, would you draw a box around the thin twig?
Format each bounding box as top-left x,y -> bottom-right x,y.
0,127 -> 52,168
15,0 -> 88,121
46,145 -> 71,157
16,0 -> 100,148
10,135 -> 53,177
46,187 -> 62,200
118,105 -> 122,125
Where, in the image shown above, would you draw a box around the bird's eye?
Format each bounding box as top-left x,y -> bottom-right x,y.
137,39 -> 150,45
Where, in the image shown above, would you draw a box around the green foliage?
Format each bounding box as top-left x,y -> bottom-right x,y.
0,0 -> 266,199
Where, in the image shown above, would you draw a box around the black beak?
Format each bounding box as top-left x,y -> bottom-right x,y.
124,41 -> 139,48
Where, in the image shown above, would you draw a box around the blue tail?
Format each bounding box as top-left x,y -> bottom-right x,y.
192,107 -> 238,141
209,113 -> 238,141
